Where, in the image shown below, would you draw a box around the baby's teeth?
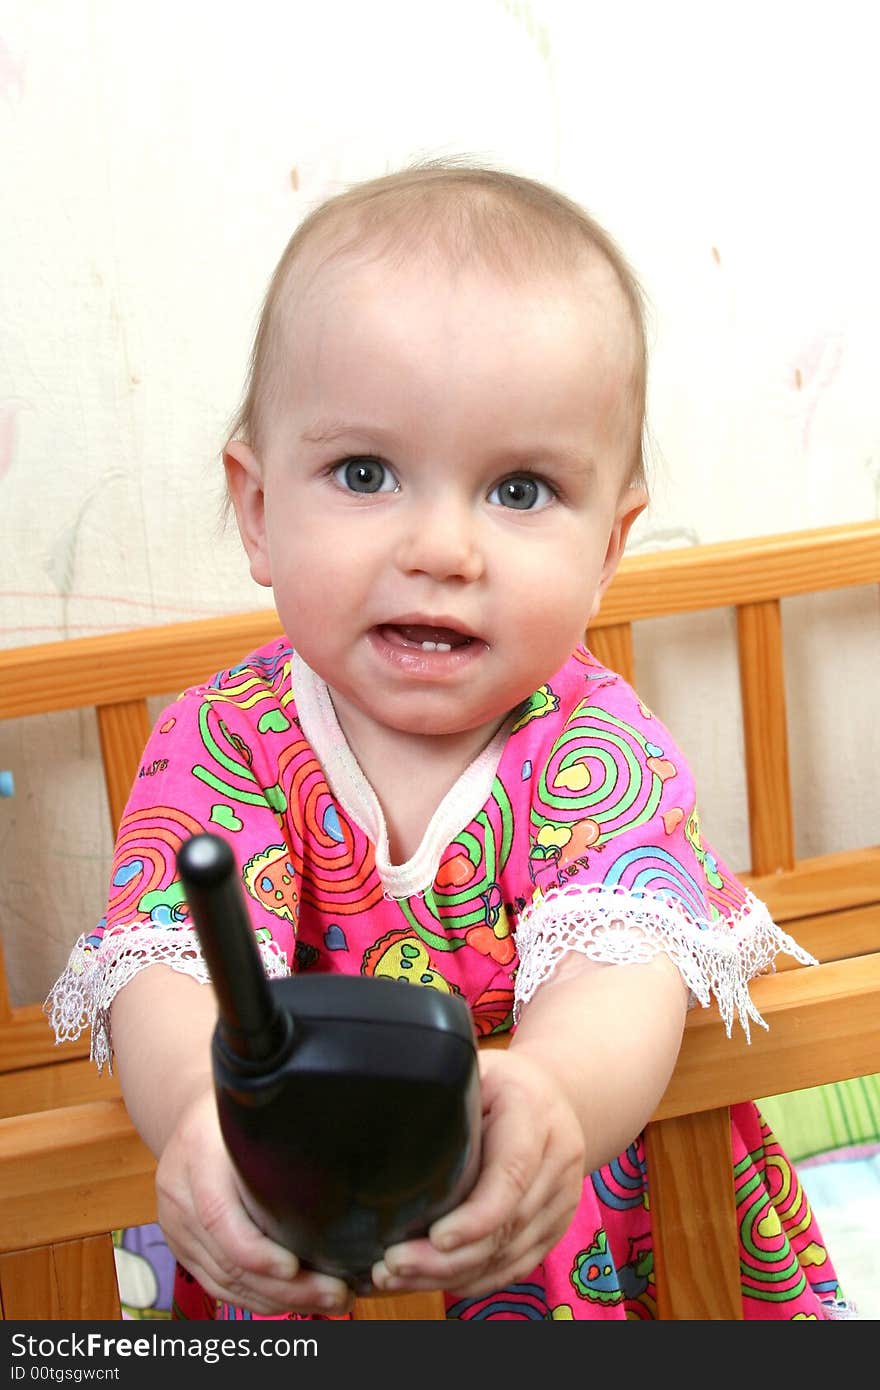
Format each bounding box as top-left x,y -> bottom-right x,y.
435,642 -> 452,652
418,640 -> 453,652
420,640 -> 437,651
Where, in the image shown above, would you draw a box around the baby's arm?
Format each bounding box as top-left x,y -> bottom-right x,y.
372,953 -> 687,1297
510,949 -> 688,1169
111,967 -> 353,1316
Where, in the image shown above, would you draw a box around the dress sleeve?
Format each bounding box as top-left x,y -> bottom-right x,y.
45,675 -> 298,1072
512,678 -> 814,1040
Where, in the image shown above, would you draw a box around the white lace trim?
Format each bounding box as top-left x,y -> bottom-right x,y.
513,884 -> 817,1042
44,926 -> 290,1074
291,650 -> 514,899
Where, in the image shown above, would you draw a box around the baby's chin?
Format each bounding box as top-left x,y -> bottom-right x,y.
351,696 -> 513,746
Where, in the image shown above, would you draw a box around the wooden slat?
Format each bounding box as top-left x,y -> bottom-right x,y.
742,846 -> 880,923
0,1237 -> 121,1321
352,1290 -> 446,1319
645,1107 -> 742,1319
736,599 -> 795,874
767,903 -> 880,971
0,1057 -> 120,1119
0,609 -> 283,719
593,520 -> 880,627
96,700 -> 152,831
0,1100 -> 157,1253
585,621 -> 634,683
0,1248 -> 57,1320
55,1237 -> 122,1319
654,952 -> 880,1121
0,1005 -> 91,1074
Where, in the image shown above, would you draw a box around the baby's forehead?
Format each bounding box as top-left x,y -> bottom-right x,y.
275,233 -> 640,368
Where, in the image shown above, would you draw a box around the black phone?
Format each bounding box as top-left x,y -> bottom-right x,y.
176,832 -> 481,1293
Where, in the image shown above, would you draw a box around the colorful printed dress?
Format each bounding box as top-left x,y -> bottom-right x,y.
48,640 -> 852,1320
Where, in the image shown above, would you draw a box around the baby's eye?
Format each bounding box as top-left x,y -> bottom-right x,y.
488,475 -> 555,510
332,456 -> 399,494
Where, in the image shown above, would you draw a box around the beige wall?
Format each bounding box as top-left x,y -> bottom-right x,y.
1,0 -> 878,1002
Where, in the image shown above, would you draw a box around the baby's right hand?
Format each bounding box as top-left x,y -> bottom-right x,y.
155,1087 -> 353,1317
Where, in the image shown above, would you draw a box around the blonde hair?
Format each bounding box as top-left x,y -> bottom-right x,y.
227,158 -> 648,485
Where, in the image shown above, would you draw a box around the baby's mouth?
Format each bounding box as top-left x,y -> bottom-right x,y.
376,623 -> 475,653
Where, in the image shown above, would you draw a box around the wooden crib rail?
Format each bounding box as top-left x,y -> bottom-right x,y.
593,519 -> 879,623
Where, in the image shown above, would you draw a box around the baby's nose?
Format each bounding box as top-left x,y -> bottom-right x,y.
394,500 -> 484,583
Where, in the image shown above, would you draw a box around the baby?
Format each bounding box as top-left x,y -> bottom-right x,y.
48,161 -> 848,1320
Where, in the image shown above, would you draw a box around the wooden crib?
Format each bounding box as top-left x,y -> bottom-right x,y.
1,520 -> 878,1320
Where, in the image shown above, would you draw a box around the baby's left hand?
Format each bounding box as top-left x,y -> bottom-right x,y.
371,1047 -> 585,1297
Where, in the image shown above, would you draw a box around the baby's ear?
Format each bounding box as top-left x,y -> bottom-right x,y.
589,484 -> 648,622
223,441 -> 272,588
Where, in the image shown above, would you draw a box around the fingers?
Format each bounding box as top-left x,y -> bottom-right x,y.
430,1048 -> 544,1249
156,1096 -> 353,1317
372,1154 -> 576,1295
159,1175 -> 354,1314
372,1051 -> 584,1298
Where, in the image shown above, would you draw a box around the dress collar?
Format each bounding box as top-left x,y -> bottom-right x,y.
290,650 -> 512,899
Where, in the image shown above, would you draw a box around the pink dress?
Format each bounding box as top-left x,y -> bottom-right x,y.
48,640 -> 852,1320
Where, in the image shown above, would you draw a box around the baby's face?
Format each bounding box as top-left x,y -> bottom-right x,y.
228,250 -> 645,747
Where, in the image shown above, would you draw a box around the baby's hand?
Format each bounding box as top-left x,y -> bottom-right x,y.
371,1048 -> 585,1297
155,1087 -> 353,1316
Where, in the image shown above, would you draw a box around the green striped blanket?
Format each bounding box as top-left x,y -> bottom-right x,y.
759,1073 -> 880,1162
